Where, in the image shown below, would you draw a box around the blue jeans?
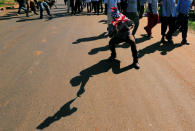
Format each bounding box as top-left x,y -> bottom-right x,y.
38,2 -> 50,17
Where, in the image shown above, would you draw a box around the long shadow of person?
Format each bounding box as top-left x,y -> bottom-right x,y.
36,98 -> 77,130
88,42 -> 130,55
88,34 -> 150,55
138,41 -> 188,58
70,59 -> 134,97
135,34 -> 151,44
72,32 -> 108,44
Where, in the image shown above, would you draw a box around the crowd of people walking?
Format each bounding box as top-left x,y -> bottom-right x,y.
15,0 -> 193,69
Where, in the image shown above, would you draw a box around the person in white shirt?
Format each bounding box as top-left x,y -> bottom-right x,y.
144,0 -> 159,37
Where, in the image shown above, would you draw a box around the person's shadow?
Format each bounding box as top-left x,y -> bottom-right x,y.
88,34 -> 150,55
88,42 -> 130,55
36,98 -> 77,130
70,59 -> 135,97
72,32 -> 108,44
138,41 -> 188,58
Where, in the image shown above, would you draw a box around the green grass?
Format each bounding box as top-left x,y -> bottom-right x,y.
0,0 -> 16,7
189,20 -> 195,31
189,10 -> 195,31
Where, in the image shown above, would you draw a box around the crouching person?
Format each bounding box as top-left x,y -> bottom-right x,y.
38,0 -> 52,19
108,7 -> 140,69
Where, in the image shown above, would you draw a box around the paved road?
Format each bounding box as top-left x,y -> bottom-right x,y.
0,1 -> 195,131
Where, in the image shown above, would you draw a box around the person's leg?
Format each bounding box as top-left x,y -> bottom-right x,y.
30,1 -> 38,15
39,2 -> 43,18
144,13 -> 153,36
166,16 -> 175,41
107,13 -> 113,25
132,12 -> 139,36
67,0 -> 70,12
94,1 -> 97,13
104,3 -> 107,14
161,17 -> 168,42
180,14 -> 188,43
96,1 -> 100,14
18,2 -> 22,14
109,37 -> 121,59
133,12 -> 139,36
149,14 -> 159,34
126,34 -> 138,64
43,2 -> 51,15
26,0 -> 30,17
139,5 -> 144,18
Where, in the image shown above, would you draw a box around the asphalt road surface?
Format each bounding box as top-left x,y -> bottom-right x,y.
0,1 -> 195,131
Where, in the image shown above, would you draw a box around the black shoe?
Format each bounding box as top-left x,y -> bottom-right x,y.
133,62 -> 140,70
181,39 -> 187,45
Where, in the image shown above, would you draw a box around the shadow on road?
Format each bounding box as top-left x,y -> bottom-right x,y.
138,41 -> 189,58
136,34 -> 151,44
72,32 -> 108,44
70,59 -> 134,97
36,98 -> 77,130
88,42 -> 130,55
36,58 -> 134,130
98,19 -> 107,24
0,11 -> 23,21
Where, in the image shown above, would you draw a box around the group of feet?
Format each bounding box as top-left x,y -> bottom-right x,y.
144,27 -> 188,45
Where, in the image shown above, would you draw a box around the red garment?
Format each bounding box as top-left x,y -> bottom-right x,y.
111,13 -> 129,27
144,13 -> 159,35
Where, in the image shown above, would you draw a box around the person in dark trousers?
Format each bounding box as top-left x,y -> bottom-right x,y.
17,0 -> 27,15
176,0 -> 192,44
104,0 -> 107,14
70,0 -> 76,14
38,0 -> 51,18
92,0 -> 100,14
160,0 -> 176,43
139,0 -> 147,18
120,0 -> 127,14
108,7 -> 140,69
144,0 -> 159,37
75,0 -> 82,13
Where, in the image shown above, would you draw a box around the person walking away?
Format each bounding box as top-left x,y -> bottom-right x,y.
38,0 -> 52,18
160,0 -> 176,43
144,0 -> 159,37
176,0 -> 192,44
126,0 -> 140,36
